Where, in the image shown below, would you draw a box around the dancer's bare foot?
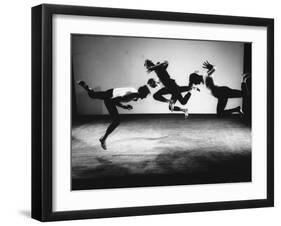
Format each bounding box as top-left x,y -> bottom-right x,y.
77,80 -> 93,93
168,100 -> 175,112
183,108 -> 189,119
77,80 -> 84,85
238,106 -> 244,118
99,137 -> 107,150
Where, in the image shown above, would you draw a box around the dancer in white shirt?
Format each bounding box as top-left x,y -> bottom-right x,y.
77,81 -> 150,150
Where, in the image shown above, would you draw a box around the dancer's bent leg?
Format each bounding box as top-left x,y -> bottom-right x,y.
169,94 -> 189,118
168,86 -> 190,118
153,87 -> 170,102
99,99 -> 120,150
216,97 -> 228,118
217,97 -> 241,118
169,85 -> 191,106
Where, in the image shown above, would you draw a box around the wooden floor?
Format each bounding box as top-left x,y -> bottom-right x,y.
71,115 -> 251,190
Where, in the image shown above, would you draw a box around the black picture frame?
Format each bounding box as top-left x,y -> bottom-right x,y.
32,4 -> 274,222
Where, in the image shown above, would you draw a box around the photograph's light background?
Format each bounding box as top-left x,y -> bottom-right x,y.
73,35 -> 244,114
0,0 -> 280,226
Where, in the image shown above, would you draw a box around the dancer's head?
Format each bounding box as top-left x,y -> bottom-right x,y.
189,72 -> 204,85
147,78 -> 158,88
144,59 -> 155,68
144,59 -> 155,73
138,85 -> 151,99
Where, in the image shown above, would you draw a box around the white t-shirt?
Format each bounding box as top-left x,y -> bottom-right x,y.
112,87 -> 138,98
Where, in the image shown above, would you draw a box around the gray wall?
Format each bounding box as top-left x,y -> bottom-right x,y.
72,35 -> 244,115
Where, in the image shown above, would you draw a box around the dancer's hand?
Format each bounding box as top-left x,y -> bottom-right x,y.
144,59 -> 154,73
193,87 -> 200,92
125,105 -> 133,110
202,61 -> 214,71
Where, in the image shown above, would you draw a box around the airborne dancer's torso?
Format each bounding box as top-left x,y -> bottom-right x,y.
112,87 -> 138,102
153,64 -> 176,88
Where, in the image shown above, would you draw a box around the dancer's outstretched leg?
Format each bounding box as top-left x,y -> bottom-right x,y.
77,80 -> 93,92
224,87 -> 243,98
77,80 -> 112,100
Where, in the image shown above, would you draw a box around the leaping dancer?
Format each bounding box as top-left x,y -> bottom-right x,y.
144,59 -> 200,118
194,61 -> 245,118
77,81 -> 150,150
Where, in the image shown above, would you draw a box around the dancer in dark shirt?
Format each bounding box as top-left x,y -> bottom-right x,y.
145,59 -> 199,118
202,61 -> 244,118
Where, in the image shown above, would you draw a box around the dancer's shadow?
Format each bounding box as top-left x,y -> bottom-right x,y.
112,135 -> 170,143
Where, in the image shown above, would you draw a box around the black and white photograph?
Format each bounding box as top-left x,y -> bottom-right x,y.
29,3 -> 274,222
71,34 -> 252,190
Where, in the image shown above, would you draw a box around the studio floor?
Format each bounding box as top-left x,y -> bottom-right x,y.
71,115 -> 251,190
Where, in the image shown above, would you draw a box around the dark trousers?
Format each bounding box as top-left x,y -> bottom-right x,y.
212,86 -> 243,117
153,81 -> 191,111
88,89 -> 120,140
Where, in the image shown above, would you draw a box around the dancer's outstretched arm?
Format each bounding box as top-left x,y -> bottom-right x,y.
111,95 -> 135,110
147,61 -> 168,72
115,102 -> 133,110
